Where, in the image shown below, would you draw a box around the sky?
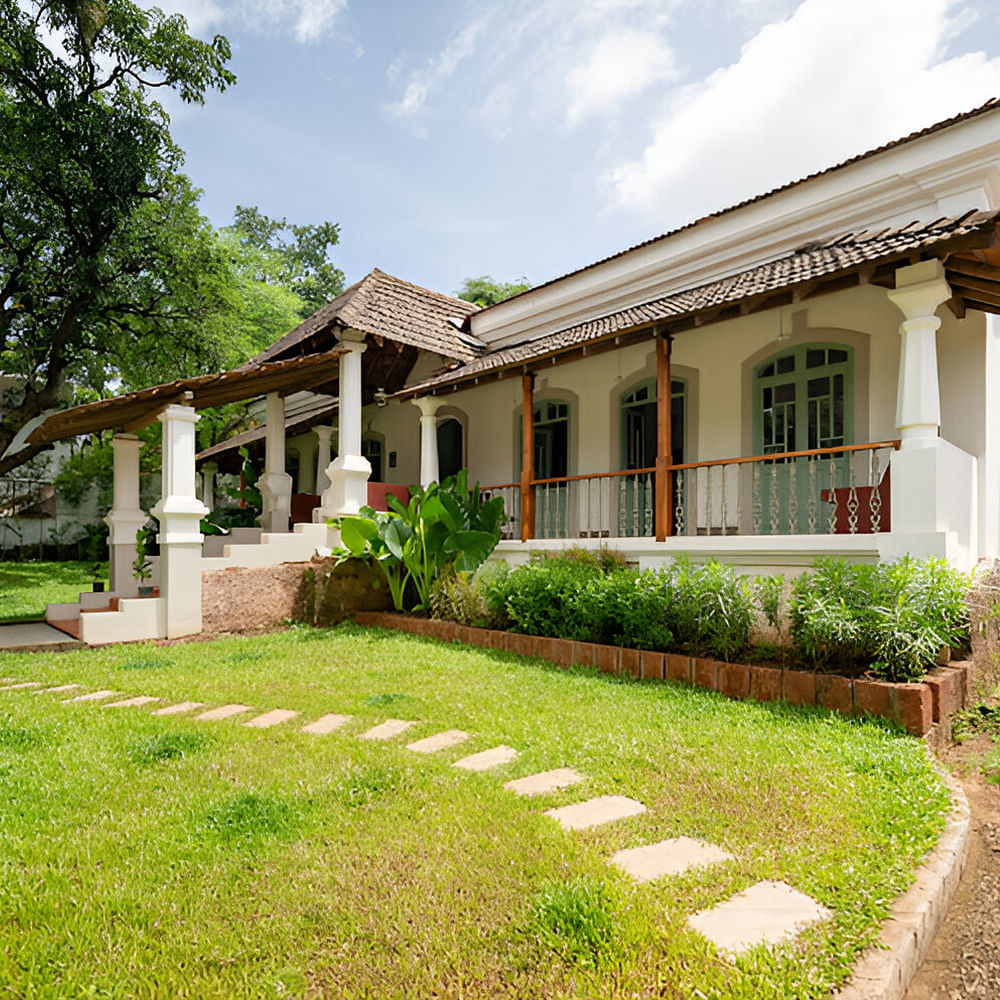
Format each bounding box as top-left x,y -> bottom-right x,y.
150,0 -> 1000,298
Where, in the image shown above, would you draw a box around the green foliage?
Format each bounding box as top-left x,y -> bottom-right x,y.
201,791 -> 297,844
335,470 -> 506,612
224,205 -> 344,317
132,526 -> 153,581
128,731 -> 209,765
429,569 -> 488,626
952,703 -> 1000,743
789,557 -> 971,681
524,877 -> 627,970
0,559 -> 107,621
203,446 -> 262,533
0,0 -> 236,473
456,274 -> 531,307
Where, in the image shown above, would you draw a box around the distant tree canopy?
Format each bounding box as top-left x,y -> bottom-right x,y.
0,0 -> 236,475
457,275 -> 531,308
0,4 -> 347,478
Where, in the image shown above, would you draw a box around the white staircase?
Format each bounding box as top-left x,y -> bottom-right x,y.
200,522 -> 331,570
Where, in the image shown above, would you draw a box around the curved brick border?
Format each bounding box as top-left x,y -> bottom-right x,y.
833,761 -> 970,999
352,612 -> 971,996
350,613 -> 974,738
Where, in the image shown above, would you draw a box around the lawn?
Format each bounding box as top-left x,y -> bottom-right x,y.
0,560 -> 105,622
0,624 -> 949,999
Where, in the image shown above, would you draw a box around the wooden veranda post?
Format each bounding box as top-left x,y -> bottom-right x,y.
520,372 -> 536,541
655,334 -> 673,541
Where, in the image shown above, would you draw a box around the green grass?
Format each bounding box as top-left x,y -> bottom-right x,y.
0,624 -> 950,999
0,560 -> 106,622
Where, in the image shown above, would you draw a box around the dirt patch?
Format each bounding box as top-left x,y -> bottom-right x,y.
906,739 -> 1000,999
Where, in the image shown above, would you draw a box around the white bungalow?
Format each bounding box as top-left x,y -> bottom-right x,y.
23,99 -> 1000,643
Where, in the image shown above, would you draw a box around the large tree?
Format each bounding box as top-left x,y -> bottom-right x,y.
0,0 -> 235,475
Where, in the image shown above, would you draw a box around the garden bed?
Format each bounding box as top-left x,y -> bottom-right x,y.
353,611 -> 975,737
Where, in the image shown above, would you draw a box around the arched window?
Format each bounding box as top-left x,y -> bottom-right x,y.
620,377 -> 686,469
755,344 -> 852,456
437,417 -> 464,480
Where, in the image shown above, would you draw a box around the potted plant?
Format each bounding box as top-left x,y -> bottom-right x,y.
133,527 -> 155,597
91,562 -> 105,593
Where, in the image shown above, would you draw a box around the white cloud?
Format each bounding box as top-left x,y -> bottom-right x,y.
565,28 -> 678,126
149,0 -> 345,43
386,19 -> 487,134
609,0 -> 1000,218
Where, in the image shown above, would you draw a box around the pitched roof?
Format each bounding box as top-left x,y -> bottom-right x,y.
255,268 -> 484,364
397,210 -> 1000,399
480,98 -> 1000,312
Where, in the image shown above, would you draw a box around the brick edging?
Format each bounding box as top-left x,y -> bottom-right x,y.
350,613 -> 973,737
833,761 -> 970,999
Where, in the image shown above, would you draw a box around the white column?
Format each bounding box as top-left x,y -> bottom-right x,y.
200,461 -> 217,512
293,439 -> 316,494
258,391 -> 293,532
314,425 -> 334,496
884,259 -> 978,568
413,396 -> 442,488
318,333 -> 371,519
151,404 -> 209,638
104,434 -> 147,598
888,259 -> 951,449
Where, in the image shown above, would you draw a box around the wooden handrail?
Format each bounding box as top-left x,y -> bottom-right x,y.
480,441 -> 900,493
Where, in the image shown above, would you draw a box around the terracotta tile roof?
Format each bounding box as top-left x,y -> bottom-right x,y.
484,98 -> 1000,311
255,268 -> 484,364
397,210 -> 1000,398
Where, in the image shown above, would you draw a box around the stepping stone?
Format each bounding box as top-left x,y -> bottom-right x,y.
63,690 -> 119,703
358,719 -> 417,741
194,704 -> 253,722
611,837 -> 734,883
688,880 -> 831,957
406,729 -> 469,753
34,684 -> 81,695
504,767 -> 584,797
545,795 -> 647,831
103,696 -> 161,709
301,713 -> 352,735
0,681 -> 42,691
453,745 -> 518,772
245,708 -> 299,729
152,701 -> 205,716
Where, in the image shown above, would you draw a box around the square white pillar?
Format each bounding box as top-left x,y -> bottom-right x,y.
104,434 -> 147,598
259,392 -> 292,532
318,334 -> 370,520
151,404 -> 209,639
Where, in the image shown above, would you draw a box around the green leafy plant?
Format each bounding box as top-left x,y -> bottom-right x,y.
207,446 -> 263,533
334,470 -> 505,612
132,526 -> 154,583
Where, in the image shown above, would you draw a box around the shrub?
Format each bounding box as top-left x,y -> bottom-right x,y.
428,570 -> 487,626
789,557 -> 971,682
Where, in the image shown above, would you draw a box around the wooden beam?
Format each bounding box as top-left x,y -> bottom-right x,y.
945,257 -> 1000,281
946,295 -> 967,320
655,335 -> 672,541
520,373 -> 535,542
946,272 -> 1000,300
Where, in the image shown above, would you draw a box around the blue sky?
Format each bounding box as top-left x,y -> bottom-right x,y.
154,0 -> 1000,298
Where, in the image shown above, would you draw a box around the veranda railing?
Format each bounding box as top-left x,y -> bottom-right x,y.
481,440 -> 900,541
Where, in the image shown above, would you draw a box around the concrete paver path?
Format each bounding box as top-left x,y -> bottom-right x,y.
152,701 -> 205,716
453,745 -> 518,771
688,880 -> 830,957
194,704 -> 253,722
34,684 -> 81,695
406,730 -> 469,753
1,681 -> 42,691
504,767 -> 584,797
301,713 -> 352,735
612,837 -> 734,882
545,794 -> 647,831
359,719 -> 417,741
245,709 -> 299,729
103,696 -> 161,709
64,690 -> 118,703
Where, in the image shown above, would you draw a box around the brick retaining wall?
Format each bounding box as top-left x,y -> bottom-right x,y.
352,612 -> 975,738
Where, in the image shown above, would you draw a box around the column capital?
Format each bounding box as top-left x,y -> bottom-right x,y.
315,424 -> 334,444
887,259 -> 951,322
338,329 -> 368,353
158,403 -> 200,426
412,396 -> 443,419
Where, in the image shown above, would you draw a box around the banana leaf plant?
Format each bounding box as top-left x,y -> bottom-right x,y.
334,470 -> 506,612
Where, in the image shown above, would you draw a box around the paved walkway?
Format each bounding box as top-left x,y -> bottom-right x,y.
0,621 -> 82,652
0,673 -> 832,960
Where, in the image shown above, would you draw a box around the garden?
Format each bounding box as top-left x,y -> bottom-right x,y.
0,624 -> 951,998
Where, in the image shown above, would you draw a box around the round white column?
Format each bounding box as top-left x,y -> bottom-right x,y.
259,391 -> 293,532
314,425 -> 334,494
413,396 -> 442,488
